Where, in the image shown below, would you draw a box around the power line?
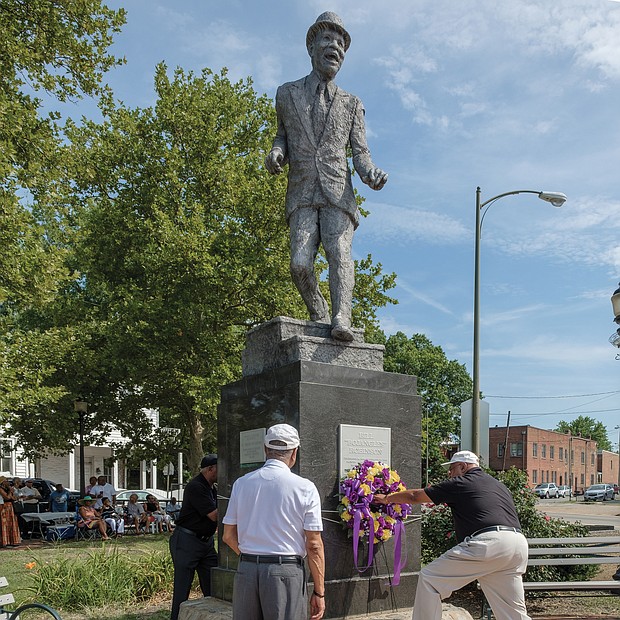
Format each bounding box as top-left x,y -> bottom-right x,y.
490,407 -> 620,418
485,390 -> 620,399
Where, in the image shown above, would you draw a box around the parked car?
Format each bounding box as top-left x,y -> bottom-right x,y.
556,485 -> 572,498
583,483 -> 615,502
533,482 -> 559,498
115,489 -> 169,503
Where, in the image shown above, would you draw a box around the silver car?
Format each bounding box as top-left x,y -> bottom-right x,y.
583,484 -> 615,502
533,482 -> 559,499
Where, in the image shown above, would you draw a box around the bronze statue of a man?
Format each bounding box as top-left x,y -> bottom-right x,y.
265,12 -> 387,342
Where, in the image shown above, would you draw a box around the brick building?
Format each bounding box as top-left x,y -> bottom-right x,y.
488,425 -> 598,493
597,449 -> 620,487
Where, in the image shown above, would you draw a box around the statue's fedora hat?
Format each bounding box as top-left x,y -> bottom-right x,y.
306,12 -> 351,52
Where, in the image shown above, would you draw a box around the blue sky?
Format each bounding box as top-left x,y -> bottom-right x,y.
57,1 -> 620,445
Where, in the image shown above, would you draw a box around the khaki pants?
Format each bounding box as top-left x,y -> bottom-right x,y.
413,530 -> 530,620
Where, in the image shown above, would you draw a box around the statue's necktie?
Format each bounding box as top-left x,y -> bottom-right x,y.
312,82 -> 328,135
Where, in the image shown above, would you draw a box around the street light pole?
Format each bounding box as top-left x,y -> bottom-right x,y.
74,400 -> 88,497
472,187 -> 566,455
615,425 -> 620,493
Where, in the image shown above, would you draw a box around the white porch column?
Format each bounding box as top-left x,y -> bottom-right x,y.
151,459 -> 157,490
140,460 -> 147,489
69,448 -> 76,490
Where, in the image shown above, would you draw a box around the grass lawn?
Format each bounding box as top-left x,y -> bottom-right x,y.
1,535 -> 174,620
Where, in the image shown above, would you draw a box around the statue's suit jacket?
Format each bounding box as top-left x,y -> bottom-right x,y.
272,76 -> 375,230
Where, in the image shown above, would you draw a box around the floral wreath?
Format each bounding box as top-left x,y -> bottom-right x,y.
337,459 -> 412,584
338,459 -> 413,543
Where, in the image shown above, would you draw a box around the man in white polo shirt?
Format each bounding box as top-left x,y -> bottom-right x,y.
222,423 -> 325,620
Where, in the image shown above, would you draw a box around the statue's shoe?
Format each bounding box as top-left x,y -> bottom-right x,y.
331,323 -> 354,342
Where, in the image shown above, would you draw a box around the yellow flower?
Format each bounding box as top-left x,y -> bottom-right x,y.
341,496 -> 350,506
385,516 -> 396,525
397,483 -> 406,491
359,529 -> 366,538
341,511 -> 352,522
381,529 -> 392,541
359,483 -> 371,496
365,474 -> 375,483
374,519 -> 380,532
393,504 -> 402,514
347,469 -> 357,478
25,562 -> 36,570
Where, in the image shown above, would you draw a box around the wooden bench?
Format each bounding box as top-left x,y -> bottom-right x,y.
480,535 -> 620,619
524,535 -> 620,592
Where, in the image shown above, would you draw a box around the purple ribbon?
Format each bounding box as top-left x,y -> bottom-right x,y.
390,519 -> 408,586
352,504 -> 375,573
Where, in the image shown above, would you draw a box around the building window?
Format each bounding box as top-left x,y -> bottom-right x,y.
571,450 -> 574,463
591,453 -> 594,465
532,443 -> 538,457
559,447 -> 563,460
550,445 -> 554,460
541,444 -> 547,458
510,442 -> 523,457
591,474 -> 594,485
581,451 -> 585,465
0,439 -> 13,473
498,444 -> 504,457
532,470 -> 538,483
552,471 -> 557,483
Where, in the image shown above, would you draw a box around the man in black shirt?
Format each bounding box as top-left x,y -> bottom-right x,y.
375,450 -> 530,620
169,454 -> 218,620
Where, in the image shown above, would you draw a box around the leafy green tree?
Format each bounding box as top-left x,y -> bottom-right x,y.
555,416 -> 612,451
14,65 -> 396,472
379,331 -> 472,481
0,1 -> 125,433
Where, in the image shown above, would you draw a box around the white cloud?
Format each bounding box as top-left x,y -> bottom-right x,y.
361,202 -> 469,244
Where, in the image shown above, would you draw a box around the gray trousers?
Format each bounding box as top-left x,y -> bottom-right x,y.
232,560 -> 306,620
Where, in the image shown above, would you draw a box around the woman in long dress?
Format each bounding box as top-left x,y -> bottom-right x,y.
0,476 -> 22,547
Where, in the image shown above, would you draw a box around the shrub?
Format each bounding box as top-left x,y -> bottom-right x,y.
420,467 -> 597,582
26,547 -> 173,610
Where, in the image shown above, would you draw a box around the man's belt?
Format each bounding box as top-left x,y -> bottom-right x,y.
175,525 -> 213,542
240,553 -> 303,565
470,525 -> 521,538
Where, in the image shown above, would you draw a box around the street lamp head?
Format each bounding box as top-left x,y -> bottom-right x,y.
611,282 -> 620,325
609,328 -> 620,348
74,399 -> 88,413
538,192 -> 567,207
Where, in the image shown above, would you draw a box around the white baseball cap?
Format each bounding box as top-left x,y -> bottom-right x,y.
264,424 -> 300,450
442,450 -> 479,467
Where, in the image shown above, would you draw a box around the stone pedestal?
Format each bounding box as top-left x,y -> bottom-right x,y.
212,318 -> 421,618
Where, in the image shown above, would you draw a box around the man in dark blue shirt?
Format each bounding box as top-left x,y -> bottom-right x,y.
375,450 -> 530,620
169,454 -> 218,620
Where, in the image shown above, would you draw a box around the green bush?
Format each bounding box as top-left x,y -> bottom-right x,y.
420,467 -> 597,582
26,546 -> 173,610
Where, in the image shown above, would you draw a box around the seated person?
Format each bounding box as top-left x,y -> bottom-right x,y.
165,497 -> 180,523
78,496 -> 110,540
100,497 -> 125,537
144,494 -> 170,533
125,493 -> 149,534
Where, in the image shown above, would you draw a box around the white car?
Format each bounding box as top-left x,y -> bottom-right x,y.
115,489 -> 169,503
556,485 -> 572,498
533,483 -> 559,499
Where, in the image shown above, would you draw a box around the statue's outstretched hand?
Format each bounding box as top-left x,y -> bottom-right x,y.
265,149 -> 285,175
363,167 -> 388,190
